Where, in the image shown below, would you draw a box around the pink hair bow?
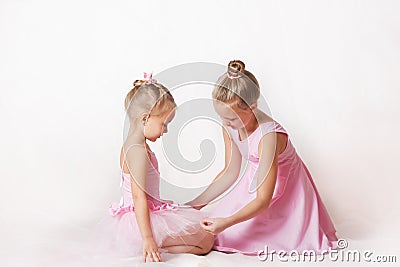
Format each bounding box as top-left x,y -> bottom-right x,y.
143,72 -> 154,84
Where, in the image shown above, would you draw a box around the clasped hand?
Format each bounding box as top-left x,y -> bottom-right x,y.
200,217 -> 230,235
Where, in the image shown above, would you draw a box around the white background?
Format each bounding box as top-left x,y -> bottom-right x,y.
1,0 -> 399,266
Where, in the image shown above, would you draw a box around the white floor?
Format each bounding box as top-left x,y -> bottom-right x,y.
1,206 -> 399,267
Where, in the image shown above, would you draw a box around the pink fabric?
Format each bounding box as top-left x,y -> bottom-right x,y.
109,202 -> 178,216
211,121 -> 338,255
94,144 -> 206,257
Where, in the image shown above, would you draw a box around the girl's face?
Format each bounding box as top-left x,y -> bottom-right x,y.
213,101 -> 253,130
144,108 -> 175,142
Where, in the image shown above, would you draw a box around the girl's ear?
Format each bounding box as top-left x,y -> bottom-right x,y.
249,102 -> 258,110
141,113 -> 149,125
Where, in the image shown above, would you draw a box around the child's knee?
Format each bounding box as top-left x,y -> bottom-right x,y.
200,233 -> 214,254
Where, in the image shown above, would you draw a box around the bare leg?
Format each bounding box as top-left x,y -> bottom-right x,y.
161,229 -> 214,255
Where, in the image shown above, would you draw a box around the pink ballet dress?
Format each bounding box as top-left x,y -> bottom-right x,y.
211,121 -> 338,255
93,144 -> 206,257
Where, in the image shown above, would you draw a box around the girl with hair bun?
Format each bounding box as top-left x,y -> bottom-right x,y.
188,61 -> 338,255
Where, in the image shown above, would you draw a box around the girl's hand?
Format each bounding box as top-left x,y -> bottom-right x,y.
200,217 -> 230,235
192,204 -> 207,210
184,200 -> 207,210
142,237 -> 162,262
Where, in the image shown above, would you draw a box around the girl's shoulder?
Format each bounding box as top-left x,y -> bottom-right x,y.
253,111 -> 287,136
119,143 -> 149,170
257,121 -> 289,156
122,143 -> 147,157
258,120 -> 287,135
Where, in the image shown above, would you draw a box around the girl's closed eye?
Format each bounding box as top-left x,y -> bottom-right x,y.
222,117 -> 237,121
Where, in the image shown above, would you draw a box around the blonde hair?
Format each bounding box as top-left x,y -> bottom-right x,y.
124,79 -> 176,119
212,60 -> 260,109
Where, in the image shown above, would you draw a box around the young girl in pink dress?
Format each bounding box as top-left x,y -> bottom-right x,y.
188,61 -> 338,255
95,73 -> 214,262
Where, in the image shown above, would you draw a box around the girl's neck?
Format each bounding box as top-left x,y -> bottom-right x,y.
126,122 -> 146,146
238,111 -> 258,139
125,130 -> 153,153
238,109 -> 271,139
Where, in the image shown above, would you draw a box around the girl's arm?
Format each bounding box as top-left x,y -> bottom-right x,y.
126,146 -> 162,262
201,132 -> 279,234
186,126 -> 242,208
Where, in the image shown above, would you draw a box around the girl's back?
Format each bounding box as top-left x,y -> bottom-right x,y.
117,144 -> 162,208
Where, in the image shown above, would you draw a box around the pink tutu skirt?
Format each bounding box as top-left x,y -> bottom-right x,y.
92,201 -> 207,257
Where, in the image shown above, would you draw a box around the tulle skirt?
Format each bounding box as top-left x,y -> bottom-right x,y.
92,202 -> 207,257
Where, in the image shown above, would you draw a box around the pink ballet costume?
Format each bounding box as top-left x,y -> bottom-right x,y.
211,121 -> 338,255
93,144 -> 206,257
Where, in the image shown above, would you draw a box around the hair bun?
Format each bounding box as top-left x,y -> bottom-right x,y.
227,60 -> 245,78
133,79 -> 147,87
